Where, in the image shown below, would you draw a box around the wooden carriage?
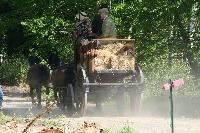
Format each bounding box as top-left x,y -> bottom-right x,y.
75,38 -> 144,116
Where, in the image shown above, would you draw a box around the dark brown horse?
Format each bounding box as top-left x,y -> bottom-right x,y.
48,53 -> 76,114
27,56 -> 50,109
48,53 -> 87,116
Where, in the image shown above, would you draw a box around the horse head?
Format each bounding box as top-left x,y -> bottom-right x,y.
28,56 -> 41,66
47,52 -> 61,70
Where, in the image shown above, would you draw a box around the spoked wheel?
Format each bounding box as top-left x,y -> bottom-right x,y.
75,66 -> 88,117
116,88 -> 125,116
95,89 -> 103,113
130,65 -> 144,115
130,88 -> 143,115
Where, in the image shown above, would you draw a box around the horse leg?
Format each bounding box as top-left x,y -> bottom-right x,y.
30,87 -> 36,105
59,89 -> 65,110
69,84 -> 75,109
36,87 -> 42,109
54,88 -> 60,107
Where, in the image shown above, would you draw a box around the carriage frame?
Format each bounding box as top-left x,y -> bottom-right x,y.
74,38 -> 145,116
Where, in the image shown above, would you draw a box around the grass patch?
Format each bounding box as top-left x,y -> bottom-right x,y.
0,114 -> 66,128
1,115 -> 138,133
0,115 -> 25,124
103,128 -> 111,133
118,125 -> 137,133
104,125 -> 138,133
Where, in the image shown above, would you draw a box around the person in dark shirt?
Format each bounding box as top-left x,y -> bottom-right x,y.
91,4 -> 109,37
92,15 -> 102,36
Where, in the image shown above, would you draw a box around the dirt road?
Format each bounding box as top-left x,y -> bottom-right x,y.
1,86 -> 200,133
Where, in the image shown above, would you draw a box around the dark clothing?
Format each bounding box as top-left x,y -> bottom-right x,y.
74,18 -> 90,65
92,15 -> 103,36
74,18 -> 90,40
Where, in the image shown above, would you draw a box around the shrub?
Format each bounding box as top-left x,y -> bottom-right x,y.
142,57 -> 200,98
0,56 -> 28,85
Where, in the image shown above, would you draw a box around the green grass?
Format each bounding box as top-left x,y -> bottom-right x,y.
0,115 -> 138,133
0,114 -> 24,124
104,125 -> 138,133
118,125 -> 137,133
0,114 -> 65,128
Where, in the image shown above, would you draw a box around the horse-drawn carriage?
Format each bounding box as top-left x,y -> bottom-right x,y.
74,38 -> 144,116
27,38 -> 144,116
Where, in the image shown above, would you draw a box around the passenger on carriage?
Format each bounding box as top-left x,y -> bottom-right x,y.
91,4 -> 109,37
92,4 -> 116,39
73,12 -> 92,65
74,12 -> 91,46
99,8 -> 116,38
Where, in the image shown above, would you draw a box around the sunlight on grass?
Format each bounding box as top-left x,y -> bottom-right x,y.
104,125 -> 138,133
0,114 -> 24,124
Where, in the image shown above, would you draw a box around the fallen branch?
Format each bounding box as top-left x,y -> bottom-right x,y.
22,102 -> 56,133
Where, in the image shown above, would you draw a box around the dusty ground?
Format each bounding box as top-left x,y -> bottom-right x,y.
1,85 -> 200,133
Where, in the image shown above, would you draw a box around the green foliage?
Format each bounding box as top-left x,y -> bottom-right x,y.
0,115 -> 24,124
118,125 -> 137,133
21,16 -> 74,60
104,125 -> 137,133
103,128 -> 111,133
0,56 -> 28,85
0,114 -> 65,129
0,0 -> 200,93
42,88 -> 55,106
142,55 -> 200,98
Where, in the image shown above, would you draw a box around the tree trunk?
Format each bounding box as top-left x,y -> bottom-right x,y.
172,5 -> 200,77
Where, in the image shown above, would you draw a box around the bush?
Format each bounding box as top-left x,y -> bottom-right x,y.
0,56 -> 28,85
142,57 -> 200,98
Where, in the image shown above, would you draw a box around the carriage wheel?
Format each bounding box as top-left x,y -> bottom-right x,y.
116,88 -> 125,115
130,88 -> 143,115
130,65 -> 144,115
75,66 -> 88,116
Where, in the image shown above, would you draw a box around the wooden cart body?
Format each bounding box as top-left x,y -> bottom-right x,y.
75,38 -> 144,115
78,38 -> 143,87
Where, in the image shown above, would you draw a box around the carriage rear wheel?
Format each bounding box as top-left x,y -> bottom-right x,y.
116,88 -> 125,115
130,87 -> 143,115
130,65 -> 144,115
